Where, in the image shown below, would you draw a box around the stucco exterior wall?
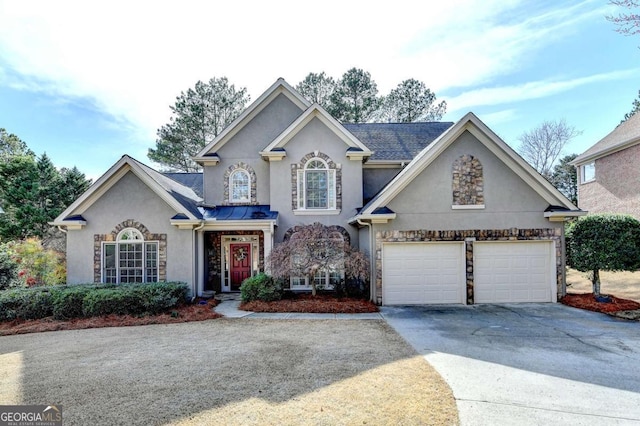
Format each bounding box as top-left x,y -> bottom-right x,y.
268,117 -> 363,245
65,172 -> 194,290
363,167 -> 401,202
376,130 -> 561,231
577,143 -> 640,219
203,94 -> 304,205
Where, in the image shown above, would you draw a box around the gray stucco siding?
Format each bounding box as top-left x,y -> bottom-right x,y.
65,172 -> 194,287
203,94 -> 304,205
268,117 -> 363,245
378,130 -> 559,231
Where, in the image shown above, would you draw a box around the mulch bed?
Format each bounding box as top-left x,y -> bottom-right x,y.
240,294 -> 379,313
561,293 -> 640,320
0,298 -> 221,336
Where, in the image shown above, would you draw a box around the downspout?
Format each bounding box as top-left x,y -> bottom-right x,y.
57,226 -> 68,234
192,221 -> 206,301
357,219 -> 376,304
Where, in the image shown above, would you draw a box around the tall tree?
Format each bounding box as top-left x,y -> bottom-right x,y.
0,128 -> 33,160
518,119 -> 582,179
0,154 -> 90,242
606,0 -> 640,37
149,77 -> 250,172
377,79 -> 447,122
329,68 -> 381,123
549,154 -> 578,205
623,89 -> 640,122
296,72 -> 336,110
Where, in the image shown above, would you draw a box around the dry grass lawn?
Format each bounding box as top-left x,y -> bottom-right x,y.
0,319 -> 458,425
566,268 -> 640,302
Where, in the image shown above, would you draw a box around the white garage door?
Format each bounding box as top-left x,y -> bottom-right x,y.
474,241 -> 556,303
383,243 -> 465,305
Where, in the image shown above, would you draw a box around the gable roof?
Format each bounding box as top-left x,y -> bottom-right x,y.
572,112 -> 640,166
51,155 -> 203,226
193,78 -> 311,161
260,104 -> 372,158
343,122 -> 453,162
354,112 -> 581,220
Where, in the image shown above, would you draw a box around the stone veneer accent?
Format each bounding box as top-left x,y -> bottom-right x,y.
375,228 -> 562,305
223,162 -> 257,205
205,230 -> 264,292
291,152 -> 342,210
93,219 -> 167,283
452,155 -> 484,205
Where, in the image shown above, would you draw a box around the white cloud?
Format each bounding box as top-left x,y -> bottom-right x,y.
0,0 -> 613,145
444,69 -> 640,113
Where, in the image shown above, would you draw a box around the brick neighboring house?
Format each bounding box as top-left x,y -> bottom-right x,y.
572,113 -> 640,219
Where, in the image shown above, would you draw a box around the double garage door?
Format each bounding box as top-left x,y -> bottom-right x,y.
382,241 -> 556,305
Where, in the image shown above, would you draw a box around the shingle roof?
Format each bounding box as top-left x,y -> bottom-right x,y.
343,122 -> 454,161
573,112 -> 640,164
163,173 -> 204,198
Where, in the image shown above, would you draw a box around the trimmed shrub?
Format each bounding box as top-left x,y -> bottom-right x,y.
51,286 -> 94,320
240,273 -> 282,302
0,282 -> 189,322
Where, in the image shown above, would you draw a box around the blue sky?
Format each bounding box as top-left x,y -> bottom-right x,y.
0,0 -> 638,180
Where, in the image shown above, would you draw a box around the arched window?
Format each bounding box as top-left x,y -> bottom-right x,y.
229,169 -> 250,203
102,228 -> 159,283
296,157 -> 336,210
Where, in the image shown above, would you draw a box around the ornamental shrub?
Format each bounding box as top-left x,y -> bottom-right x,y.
0,244 -> 20,290
567,214 -> 640,295
240,273 -> 283,302
0,282 -> 189,322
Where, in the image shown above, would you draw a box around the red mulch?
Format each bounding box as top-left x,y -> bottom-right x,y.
240,294 -> 379,314
0,299 -> 221,336
561,293 -> 640,314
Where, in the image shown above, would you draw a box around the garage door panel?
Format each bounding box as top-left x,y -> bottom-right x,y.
474,242 -> 555,303
383,243 -> 465,305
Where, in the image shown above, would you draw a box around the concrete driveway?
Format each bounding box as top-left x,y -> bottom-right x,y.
381,303 -> 640,426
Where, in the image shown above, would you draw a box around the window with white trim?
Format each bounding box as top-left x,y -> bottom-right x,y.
230,169 -> 250,203
581,162 -> 595,183
102,228 -> 159,283
296,158 -> 336,210
290,231 -> 344,290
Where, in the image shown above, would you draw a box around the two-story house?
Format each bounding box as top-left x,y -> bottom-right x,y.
52,79 -> 583,305
572,112 -> 640,219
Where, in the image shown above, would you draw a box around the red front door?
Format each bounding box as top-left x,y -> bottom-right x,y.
230,243 -> 251,291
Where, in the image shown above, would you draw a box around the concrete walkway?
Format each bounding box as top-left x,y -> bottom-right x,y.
213,294 -> 383,320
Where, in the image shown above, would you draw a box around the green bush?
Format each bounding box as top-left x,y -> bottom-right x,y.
0,282 -> 189,322
240,273 -> 282,302
568,214 -> 640,295
0,245 -> 21,290
51,286 -> 93,320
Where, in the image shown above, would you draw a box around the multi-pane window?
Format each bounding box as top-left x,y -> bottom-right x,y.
102,228 -> 159,283
230,169 -> 250,203
296,158 -> 336,210
289,231 -> 344,289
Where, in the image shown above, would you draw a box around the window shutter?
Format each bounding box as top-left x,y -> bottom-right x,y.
328,169 -> 336,209
297,169 -> 305,209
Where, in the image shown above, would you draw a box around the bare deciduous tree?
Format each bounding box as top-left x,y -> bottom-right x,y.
606,0 -> 640,37
267,223 -> 369,296
518,119 -> 582,178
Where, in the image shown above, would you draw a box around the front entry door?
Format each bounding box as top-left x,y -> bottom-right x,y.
230,243 -> 251,291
